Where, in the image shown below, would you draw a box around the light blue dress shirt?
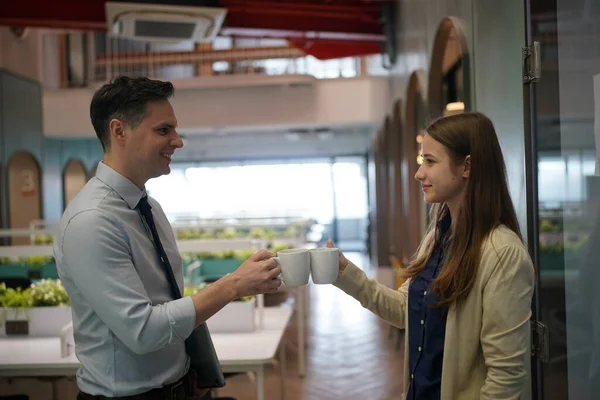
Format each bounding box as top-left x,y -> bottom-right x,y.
54,161 -> 197,396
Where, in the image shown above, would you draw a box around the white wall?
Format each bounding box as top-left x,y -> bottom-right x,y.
0,27 -> 44,82
376,1 -> 531,394
384,0 -> 528,236
473,0 -> 528,236
42,75 -> 389,137
387,0 -> 474,105
42,33 -> 62,89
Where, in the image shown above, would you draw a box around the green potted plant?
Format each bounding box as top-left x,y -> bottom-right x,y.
30,278 -> 70,307
27,279 -> 72,337
33,234 -> 54,245
0,284 -> 33,335
0,279 -> 72,337
184,282 -> 256,333
0,255 -> 56,280
27,255 -> 56,280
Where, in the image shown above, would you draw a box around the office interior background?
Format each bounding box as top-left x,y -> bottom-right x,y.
0,0 -> 598,399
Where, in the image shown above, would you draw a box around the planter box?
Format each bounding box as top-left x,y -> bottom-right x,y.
1,306 -> 72,337
206,298 -> 255,333
0,262 -> 58,280
200,259 -> 240,278
28,269 -> 42,280
183,258 -> 240,283
6,320 -> 28,335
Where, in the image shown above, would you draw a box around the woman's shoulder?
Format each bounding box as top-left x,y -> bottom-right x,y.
476,225 -> 536,299
480,224 -> 533,271
486,224 -> 524,248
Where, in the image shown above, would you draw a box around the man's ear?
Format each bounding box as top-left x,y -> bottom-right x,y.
108,119 -> 126,146
462,155 -> 471,179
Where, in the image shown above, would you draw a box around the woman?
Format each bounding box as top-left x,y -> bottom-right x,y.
327,112 -> 535,400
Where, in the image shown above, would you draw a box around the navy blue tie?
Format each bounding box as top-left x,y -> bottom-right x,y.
137,195 -> 182,300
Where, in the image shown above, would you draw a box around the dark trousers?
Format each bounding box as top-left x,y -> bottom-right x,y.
76,391 -> 236,400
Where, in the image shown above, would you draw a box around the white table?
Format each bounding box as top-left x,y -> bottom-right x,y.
211,307 -> 292,400
0,307 -> 293,400
293,285 -> 308,377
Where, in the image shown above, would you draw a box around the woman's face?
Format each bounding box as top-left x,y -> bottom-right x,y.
414,134 -> 469,208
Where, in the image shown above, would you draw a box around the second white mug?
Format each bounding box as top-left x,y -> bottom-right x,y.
309,247 -> 339,284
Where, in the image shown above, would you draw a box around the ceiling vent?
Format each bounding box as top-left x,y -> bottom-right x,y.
105,2 -> 227,43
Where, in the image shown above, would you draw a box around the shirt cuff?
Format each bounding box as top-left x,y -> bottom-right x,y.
165,296 -> 196,341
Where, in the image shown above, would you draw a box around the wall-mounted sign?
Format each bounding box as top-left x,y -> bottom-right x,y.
21,169 -> 36,197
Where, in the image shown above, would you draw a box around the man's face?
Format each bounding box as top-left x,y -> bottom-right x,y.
122,100 -> 183,183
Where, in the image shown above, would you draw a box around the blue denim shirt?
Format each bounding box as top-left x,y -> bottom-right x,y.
406,214 -> 451,400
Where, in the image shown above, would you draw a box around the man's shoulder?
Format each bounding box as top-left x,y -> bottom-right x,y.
60,181 -> 119,228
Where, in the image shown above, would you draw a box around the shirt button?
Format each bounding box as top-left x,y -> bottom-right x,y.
421,320 -> 424,325
424,291 -> 427,295
411,374 -> 414,378
418,346 -> 422,352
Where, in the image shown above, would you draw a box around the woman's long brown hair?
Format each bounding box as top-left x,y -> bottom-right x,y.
402,112 -> 522,307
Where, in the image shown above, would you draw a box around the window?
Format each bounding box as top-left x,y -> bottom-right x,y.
146,157 -> 369,249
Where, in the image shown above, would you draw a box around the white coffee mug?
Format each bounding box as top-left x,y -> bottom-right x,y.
272,248 -> 310,287
309,247 -> 339,284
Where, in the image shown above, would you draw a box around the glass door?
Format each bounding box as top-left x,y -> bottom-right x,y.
525,0 -> 600,399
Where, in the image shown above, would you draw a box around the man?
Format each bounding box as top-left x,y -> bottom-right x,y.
54,76 -> 282,400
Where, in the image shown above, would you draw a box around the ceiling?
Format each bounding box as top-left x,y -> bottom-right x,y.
0,0 -> 396,59
173,122 -> 375,161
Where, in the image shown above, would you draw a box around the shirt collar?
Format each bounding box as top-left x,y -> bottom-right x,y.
95,161 -> 146,210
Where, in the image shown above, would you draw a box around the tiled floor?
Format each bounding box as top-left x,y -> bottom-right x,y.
215,253 -> 406,400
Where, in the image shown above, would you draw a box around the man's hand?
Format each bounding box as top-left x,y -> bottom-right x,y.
190,249 -> 282,327
230,249 -> 282,298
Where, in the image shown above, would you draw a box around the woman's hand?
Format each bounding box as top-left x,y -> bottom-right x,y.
326,238 -> 349,276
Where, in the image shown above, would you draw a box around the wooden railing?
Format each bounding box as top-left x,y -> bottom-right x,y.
43,31 -> 372,89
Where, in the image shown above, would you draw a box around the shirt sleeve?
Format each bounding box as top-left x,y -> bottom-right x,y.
480,244 -> 535,399
60,209 -> 196,355
334,261 -> 409,329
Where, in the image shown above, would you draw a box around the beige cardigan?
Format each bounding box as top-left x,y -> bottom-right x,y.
335,225 -> 535,400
